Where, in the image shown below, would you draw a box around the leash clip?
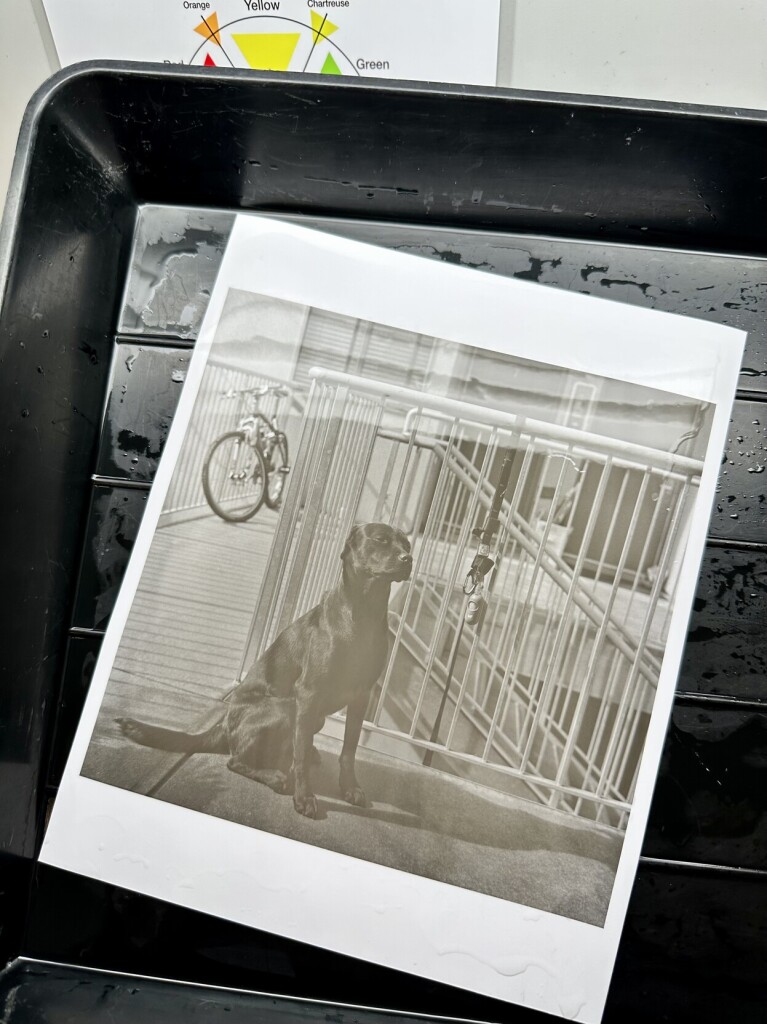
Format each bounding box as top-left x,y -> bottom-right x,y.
465,586 -> 486,626
463,567 -> 479,595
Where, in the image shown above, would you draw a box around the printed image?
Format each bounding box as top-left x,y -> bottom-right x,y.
82,288 -> 713,927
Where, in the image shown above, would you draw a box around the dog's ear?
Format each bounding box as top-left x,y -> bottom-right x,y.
341,524 -> 361,562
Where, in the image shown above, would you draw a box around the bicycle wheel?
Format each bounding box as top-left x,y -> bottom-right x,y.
202,431 -> 267,522
264,431 -> 289,510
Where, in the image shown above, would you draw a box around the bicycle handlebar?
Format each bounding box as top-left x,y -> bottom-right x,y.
222,384 -> 291,400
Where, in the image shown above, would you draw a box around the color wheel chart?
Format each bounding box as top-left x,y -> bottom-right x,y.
41,1 -> 501,86
191,11 -> 358,75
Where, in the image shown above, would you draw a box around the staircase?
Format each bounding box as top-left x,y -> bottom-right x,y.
363,440 -> 659,828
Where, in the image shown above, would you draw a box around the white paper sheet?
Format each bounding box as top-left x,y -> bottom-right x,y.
41,0 -> 501,86
41,216 -> 745,1022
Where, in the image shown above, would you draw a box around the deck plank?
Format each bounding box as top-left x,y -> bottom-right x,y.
82,510 -> 280,787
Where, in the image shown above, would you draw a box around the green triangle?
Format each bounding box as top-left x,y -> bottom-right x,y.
320,52 -> 343,75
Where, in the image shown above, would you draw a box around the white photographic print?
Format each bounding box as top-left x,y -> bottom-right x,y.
42,216 -> 745,1022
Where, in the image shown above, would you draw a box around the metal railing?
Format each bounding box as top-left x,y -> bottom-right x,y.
240,369 -> 703,830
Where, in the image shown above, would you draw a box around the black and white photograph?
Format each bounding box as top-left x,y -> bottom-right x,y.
81,285 -> 713,928
41,217 -> 744,1022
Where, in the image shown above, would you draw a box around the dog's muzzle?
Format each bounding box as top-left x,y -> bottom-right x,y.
390,553 -> 412,581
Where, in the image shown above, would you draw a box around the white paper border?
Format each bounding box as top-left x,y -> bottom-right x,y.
42,216 -> 745,1023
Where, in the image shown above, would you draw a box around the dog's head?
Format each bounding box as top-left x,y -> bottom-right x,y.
341,523 -> 413,583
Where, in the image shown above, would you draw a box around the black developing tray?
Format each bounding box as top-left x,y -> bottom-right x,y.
0,63 -> 765,1023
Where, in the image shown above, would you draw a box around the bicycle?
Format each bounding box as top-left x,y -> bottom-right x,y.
202,383 -> 291,522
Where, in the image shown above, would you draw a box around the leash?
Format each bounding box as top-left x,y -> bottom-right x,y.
423,447 -> 515,767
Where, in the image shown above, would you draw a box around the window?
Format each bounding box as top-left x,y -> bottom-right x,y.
295,310 -> 435,388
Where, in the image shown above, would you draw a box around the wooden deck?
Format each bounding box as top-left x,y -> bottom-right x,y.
83,507 -> 280,787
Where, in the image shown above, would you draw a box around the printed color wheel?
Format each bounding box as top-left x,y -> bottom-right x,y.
190,12 -> 361,75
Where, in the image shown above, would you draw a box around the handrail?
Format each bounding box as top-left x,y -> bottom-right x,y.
308,366 -> 704,477
208,359 -> 307,417
432,440 -> 662,681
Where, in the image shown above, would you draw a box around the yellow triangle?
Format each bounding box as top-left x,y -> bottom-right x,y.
310,10 -> 339,41
194,12 -> 222,47
232,32 -> 301,71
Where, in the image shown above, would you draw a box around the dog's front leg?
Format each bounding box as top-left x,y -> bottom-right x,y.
292,704 -> 319,818
339,692 -> 367,806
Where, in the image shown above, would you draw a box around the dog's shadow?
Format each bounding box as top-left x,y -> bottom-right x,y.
308,755 -> 420,828
308,745 -> 621,869
314,789 -> 420,830
136,741 -> 619,870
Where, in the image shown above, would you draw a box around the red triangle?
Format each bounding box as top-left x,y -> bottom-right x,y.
204,53 -> 217,66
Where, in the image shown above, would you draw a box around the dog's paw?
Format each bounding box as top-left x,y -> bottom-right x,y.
293,793 -> 319,818
342,786 -> 367,807
268,771 -> 290,794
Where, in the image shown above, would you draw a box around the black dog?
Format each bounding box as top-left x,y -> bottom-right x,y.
118,522 -> 412,817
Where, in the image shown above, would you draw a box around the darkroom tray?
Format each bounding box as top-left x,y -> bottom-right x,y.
0,64 -> 764,1024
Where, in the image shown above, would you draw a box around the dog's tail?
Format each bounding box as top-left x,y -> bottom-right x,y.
116,715 -> 228,754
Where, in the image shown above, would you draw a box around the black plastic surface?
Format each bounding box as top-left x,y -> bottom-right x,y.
1,64 -> 765,1021
13,860 -> 767,1024
95,342 -> 191,482
678,546 -> 767,701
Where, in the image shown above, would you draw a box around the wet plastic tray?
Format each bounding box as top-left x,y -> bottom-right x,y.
0,64 -> 764,1023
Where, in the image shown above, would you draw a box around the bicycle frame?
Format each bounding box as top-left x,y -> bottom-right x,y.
237,391 -> 283,448
239,410 -> 280,459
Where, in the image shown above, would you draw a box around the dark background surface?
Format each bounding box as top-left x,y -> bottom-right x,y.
0,65 -> 765,1022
